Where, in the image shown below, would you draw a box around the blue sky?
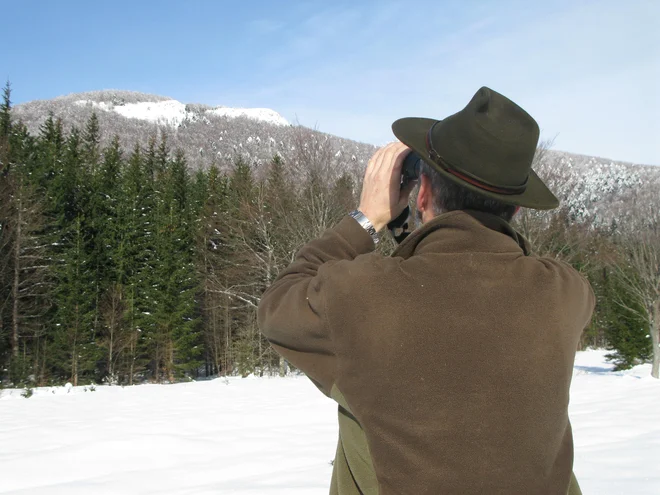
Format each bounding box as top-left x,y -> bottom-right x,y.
3,0 -> 659,165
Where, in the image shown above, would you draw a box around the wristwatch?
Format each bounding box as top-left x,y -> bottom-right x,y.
348,209 -> 379,245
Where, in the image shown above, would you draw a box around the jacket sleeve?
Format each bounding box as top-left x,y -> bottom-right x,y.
257,215 -> 376,396
540,257 -> 596,331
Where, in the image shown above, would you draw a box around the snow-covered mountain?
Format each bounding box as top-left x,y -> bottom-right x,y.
533,151 -> 659,225
11,90 -> 660,225
72,98 -> 289,128
13,90 -> 374,182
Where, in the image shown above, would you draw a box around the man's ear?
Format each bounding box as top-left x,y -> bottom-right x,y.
416,174 -> 431,214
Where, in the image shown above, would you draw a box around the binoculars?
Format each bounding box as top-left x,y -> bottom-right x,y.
400,151 -> 423,191
386,150 -> 423,244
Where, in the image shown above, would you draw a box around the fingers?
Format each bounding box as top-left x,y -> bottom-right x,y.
398,179 -> 418,208
369,142 -> 407,179
360,142 -> 413,231
390,144 -> 410,189
365,143 -> 395,188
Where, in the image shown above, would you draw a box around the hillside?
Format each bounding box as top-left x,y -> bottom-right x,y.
12,90 -> 660,224
12,90 -> 376,183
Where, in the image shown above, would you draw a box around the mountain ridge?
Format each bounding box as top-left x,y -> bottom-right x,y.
12,91 -> 660,225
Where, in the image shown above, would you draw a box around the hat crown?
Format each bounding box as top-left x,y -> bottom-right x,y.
472,87 -> 539,144
433,87 -> 539,187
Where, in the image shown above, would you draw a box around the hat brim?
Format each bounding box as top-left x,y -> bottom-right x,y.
392,117 -> 559,210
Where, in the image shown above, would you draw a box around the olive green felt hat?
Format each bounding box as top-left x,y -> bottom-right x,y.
392,87 -> 559,210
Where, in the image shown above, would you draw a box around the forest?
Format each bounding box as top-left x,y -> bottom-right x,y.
1,83 -> 658,387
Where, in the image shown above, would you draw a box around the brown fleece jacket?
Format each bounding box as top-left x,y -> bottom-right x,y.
257,210 -> 595,494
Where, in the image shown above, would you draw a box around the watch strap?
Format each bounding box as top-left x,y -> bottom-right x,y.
348,210 -> 379,244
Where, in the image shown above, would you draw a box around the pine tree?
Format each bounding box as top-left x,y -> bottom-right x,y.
261,155 -> 298,374
196,164 -> 234,375
80,114 -> 108,369
143,134 -> 158,183
36,115 -> 65,194
603,266 -> 652,370
82,112 -> 101,174
0,88 -> 52,385
6,168 -> 50,385
0,81 -> 11,142
114,144 -> 152,384
95,136 -> 126,381
51,214 -> 98,385
49,129 -> 100,385
148,149 -> 201,380
224,158 -> 264,375
138,138 -> 167,381
0,81 -> 12,372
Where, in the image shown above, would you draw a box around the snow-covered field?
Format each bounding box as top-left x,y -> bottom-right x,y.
1,350 -> 658,494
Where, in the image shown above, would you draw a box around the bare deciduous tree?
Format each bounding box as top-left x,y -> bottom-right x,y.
3,175 -> 52,382
614,204 -> 660,378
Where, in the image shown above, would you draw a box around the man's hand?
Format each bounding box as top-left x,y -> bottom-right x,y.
358,142 -> 418,232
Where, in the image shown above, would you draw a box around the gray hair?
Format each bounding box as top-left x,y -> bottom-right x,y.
418,160 -> 517,222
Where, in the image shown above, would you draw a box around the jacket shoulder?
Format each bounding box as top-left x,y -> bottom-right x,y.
532,255 -> 596,324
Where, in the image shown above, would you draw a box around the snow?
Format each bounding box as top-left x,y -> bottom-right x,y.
73,99 -> 289,128
73,100 -> 112,112
206,107 -> 289,127
570,350 -> 660,494
0,349 -> 658,494
113,100 -> 189,127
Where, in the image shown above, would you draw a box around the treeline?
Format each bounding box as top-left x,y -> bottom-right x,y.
0,85 -> 360,386
1,84 -> 658,386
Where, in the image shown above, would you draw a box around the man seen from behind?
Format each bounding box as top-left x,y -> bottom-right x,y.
257,87 -> 595,495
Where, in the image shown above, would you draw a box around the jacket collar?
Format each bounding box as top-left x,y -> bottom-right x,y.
391,210 -> 531,260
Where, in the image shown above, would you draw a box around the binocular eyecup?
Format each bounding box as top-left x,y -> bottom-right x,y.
386,151 -> 423,244
400,151 -> 422,191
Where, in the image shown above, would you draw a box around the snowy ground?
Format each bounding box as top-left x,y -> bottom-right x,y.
1,350 -> 658,495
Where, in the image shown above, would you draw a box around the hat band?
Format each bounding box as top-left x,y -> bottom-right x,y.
425,121 -> 528,195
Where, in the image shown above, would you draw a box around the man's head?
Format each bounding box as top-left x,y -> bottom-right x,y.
415,159 -> 518,224
393,87 -> 559,214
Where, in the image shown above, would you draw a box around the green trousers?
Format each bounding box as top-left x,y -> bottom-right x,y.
331,436 -> 583,494
568,472 -> 582,495
330,386 -> 583,494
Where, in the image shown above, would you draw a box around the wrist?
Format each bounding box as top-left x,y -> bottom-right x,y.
349,209 -> 380,244
357,207 -> 385,232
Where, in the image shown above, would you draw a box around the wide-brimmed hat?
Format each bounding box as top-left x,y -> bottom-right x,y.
392,87 -> 559,210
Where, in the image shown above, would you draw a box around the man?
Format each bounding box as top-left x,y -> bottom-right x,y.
257,87 -> 594,494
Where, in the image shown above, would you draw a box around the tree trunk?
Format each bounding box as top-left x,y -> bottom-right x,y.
168,338 -> 174,382
213,306 -> 221,375
652,299 -> 659,379
39,337 -> 48,386
224,290 -> 231,374
11,195 -> 21,358
93,268 -> 100,361
258,321 -> 262,375
128,286 -> 136,385
154,341 -> 160,383
71,338 -> 78,387
72,302 -> 79,387
33,334 -> 40,382
108,315 -> 114,378
129,332 -> 135,386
